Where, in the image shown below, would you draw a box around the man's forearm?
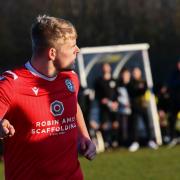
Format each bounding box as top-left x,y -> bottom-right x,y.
76,103 -> 90,139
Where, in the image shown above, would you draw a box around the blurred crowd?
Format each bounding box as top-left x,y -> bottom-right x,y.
78,61 -> 180,152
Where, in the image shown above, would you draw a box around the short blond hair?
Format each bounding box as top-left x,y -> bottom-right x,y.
31,15 -> 77,53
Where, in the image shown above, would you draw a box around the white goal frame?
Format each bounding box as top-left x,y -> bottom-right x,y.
77,43 -> 162,145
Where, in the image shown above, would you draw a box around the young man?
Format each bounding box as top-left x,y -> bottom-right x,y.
94,63 -> 119,149
0,15 -> 96,180
128,67 -> 158,152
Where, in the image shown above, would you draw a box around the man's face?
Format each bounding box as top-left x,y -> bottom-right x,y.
132,68 -> 142,80
102,63 -> 111,74
122,71 -> 131,83
54,38 -> 80,71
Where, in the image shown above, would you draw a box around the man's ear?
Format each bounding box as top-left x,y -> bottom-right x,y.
48,48 -> 56,61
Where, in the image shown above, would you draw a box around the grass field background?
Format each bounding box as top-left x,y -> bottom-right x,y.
0,146 -> 180,179
80,146 -> 180,180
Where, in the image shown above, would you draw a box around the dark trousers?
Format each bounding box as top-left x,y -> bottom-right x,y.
130,107 -> 152,142
118,114 -> 130,144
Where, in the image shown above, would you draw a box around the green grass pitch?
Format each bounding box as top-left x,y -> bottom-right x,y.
0,146 -> 180,180
80,146 -> 180,180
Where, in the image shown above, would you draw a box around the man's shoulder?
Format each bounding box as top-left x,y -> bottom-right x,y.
2,65 -> 22,78
58,70 -> 79,82
59,70 -> 78,76
0,66 -> 27,87
0,69 -> 21,99
58,70 -> 79,93
0,70 -> 18,86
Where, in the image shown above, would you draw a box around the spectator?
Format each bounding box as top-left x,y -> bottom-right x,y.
116,68 -> 132,146
167,60 -> 180,146
94,63 -> 119,149
156,84 -> 172,144
128,67 -> 158,152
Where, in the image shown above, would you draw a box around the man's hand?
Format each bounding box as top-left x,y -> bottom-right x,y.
79,138 -> 96,160
0,119 -> 15,139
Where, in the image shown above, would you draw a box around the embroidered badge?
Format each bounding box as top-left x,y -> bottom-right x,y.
65,79 -> 75,92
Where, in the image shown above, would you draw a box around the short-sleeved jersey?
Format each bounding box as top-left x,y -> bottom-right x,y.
0,62 -> 83,180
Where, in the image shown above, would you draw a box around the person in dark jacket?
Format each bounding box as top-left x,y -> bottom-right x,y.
94,63 -> 119,149
128,67 -> 158,152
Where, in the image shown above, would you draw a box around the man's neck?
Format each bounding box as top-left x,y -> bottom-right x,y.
30,56 -> 57,78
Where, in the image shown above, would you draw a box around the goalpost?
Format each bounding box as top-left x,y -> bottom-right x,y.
76,43 -> 162,145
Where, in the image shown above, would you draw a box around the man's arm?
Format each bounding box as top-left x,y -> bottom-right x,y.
76,103 -> 96,160
0,72 -> 16,139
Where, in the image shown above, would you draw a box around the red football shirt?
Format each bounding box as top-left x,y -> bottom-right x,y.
0,62 -> 83,180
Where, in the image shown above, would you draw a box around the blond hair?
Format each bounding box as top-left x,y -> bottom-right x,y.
31,15 -> 77,53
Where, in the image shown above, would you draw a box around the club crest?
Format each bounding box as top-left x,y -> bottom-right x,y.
65,79 -> 75,92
